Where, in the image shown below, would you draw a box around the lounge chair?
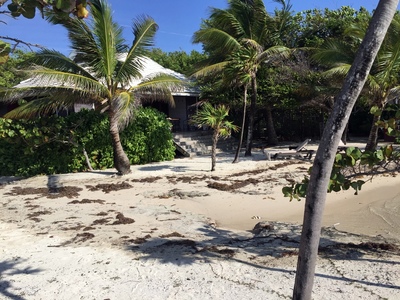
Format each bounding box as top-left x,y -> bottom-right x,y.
264,139 -> 314,160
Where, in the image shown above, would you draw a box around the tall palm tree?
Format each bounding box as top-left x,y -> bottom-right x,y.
190,102 -> 238,171
0,0 -> 182,175
192,0 -> 290,161
313,13 -> 400,150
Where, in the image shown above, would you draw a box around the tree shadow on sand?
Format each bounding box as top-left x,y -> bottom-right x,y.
0,258 -> 42,300
125,222 -> 400,292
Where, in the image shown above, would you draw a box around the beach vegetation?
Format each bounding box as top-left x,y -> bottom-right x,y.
190,102 -> 239,171
0,0 -> 182,175
0,107 -> 174,176
312,11 -> 400,151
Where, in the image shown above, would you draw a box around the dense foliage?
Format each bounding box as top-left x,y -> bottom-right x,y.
0,50 -> 33,87
0,107 -> 175,176
146,48 -> 208,76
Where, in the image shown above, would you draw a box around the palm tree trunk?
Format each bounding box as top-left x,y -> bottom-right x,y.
233,85 -> 248,163
293,1 -> 397,299
365,98 -> 387,151
265,105 -> 278,146
211,130 -> 219,171
365,113 -> 381,151
245,77 -> 257,156
109,111 -> 131,175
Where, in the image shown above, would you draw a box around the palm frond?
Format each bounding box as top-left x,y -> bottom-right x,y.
24,49 -> 97,80
208,8 -> 245,39
130,74 -> 184,106
312,39 -> 355,67
18,68 -> 109,98
3,93 -> 86,119
191,61 -> 228,78
322,64 -> 351,78
115,16 -> 158,85
90,0 -> 125,80
47,10 -> 105,73
111,91 -> 139,131
258,45 -> 291,63
193,27 -> 240,55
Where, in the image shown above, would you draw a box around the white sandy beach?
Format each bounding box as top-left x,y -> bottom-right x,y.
1,143 -> 400,299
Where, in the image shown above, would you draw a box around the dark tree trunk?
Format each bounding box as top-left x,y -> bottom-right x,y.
109,111 -> 131,175
265,105 -> 278,146
245,77 -> 257,156
233,85 -> 248,163
211,129 -> 218,171
292,1 -> 397,299
365,113 -> 381,151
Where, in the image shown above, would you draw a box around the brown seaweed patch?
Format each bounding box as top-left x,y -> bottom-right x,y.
127,234 -> 151,244
131,176 -> 161,183
92,218 -> 111,225
86,181 -> 132,193
83,226 -> 96,231
207,180 -> 250,191
200,246 -> 235,257
49,232 -> 95,247
68,199 -> 105,204
111,213 -> 135,225
61,224 -> 85,231
6,186 -> 82,198
27,210 -> 52,219
94,212 -> 108,216
159,232 -> 184,238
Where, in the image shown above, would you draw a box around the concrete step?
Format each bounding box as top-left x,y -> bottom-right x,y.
173,131 -> 236,156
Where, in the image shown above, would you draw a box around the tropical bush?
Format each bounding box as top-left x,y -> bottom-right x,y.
0,107 -> 174,176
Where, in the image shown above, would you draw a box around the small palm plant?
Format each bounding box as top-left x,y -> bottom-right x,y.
190,102 -> 239,171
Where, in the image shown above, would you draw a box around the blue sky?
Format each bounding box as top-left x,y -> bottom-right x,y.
0,0 -> 388,55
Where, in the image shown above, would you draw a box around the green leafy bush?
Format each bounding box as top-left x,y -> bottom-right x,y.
0,107 -> 174,176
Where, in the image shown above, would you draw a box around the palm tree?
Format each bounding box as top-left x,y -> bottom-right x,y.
313,13 -> 400,150
192,0 -> 290,161
0,0 -> 182,175
293,1 -> 398,299
190,102 -> 238,171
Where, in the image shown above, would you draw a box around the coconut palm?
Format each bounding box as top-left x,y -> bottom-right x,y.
192,0 -> 290,161
190,102 -> 238,171
313,12 -> 400,150
0,0 -> 182,175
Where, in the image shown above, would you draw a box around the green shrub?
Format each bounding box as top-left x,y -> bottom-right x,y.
0,107 -> 174,176
121,107 -> 175,164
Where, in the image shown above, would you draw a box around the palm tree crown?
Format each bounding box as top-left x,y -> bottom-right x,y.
191,102 -> 238,171
192,0 -> 291,160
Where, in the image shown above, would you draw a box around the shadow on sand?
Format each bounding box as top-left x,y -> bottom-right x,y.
0,259 -> 42,300
125,223 -> 400,292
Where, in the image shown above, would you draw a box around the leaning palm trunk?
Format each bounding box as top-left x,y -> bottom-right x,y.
109,111 -> 131,175
292,1 -> 397,299
211,129 -> 219,171
245,78 -> 257,156
233,85 -> 248,163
